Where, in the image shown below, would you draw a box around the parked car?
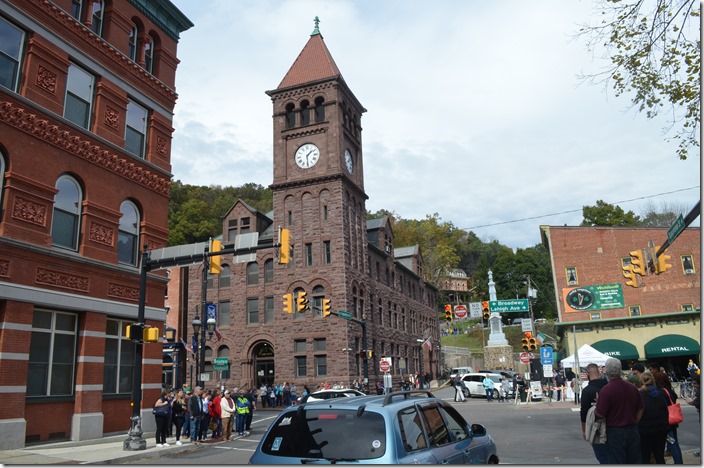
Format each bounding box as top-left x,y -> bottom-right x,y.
298,388 -> 365,404
449,366 -> 474,378
534,318 -> 548,324
460,373 -> 503,399
249,390 -> 499,464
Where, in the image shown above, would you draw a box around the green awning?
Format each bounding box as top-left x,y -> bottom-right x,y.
592,339 -> 640,360
644,334 -> 700,358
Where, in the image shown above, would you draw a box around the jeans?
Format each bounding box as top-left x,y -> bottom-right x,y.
189,416 -> 201,442
591,443 -> 608,464
454,385 -> 465,401
666,428 -> 683,464
605,425 -> 641,464
485,389 -> 493,401
235,412 -> 247,435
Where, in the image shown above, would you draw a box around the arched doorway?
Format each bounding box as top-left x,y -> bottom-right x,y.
253,341 -> 275,387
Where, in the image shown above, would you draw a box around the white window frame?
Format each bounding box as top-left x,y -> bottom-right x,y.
28,310 -> 77,397
103,318 -> 134,394
0,16 -> 25,92
118,200 -> 139,265
64,64 -> 94,129
51,175 -> 82,251
125,100 -> 148,157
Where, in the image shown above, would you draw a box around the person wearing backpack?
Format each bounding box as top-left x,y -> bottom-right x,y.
580,363 -> 608,464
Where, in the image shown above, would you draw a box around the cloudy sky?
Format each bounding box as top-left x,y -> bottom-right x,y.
168,0 -> 700,250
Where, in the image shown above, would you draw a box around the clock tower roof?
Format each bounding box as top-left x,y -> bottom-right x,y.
277,17 -> 344,89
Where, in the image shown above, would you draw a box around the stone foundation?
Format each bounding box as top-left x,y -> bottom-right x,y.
483,345 -> 514,370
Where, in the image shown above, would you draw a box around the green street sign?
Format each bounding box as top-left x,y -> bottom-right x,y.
489,299 -> 529,313
338,310 -> 352,319
667,214 -> 685,243
213,357 -> 229,371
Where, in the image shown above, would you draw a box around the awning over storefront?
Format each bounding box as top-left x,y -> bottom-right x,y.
644,334 -> 700,358
592,339 -> 640,360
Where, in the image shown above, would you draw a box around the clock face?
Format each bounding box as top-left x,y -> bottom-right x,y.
295,143 -> 320,169
344,149 -> 354,174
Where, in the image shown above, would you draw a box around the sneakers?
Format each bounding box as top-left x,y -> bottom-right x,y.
176,441 -> 182,446
163,443 -> 170,447
244,431 -> 250,437
156,444 -> 163,448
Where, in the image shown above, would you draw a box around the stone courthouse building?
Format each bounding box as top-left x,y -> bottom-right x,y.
167,22 -> 440,392
0,0 -> 191,448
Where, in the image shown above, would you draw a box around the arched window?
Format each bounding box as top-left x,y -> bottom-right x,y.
90,0 -> 104,36
300,100 -> 310,126
285,103 -> 295,129
51,175 -> 82,250
144,40 -> 153,73
118,200 -> 139,265
128,25 -> 139,61
314,97 -> 325,122
246,262 -> 259,285
264,259 -> 274,283
70,0 -> 83,20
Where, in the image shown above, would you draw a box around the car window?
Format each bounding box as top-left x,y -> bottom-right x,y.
260,408 -> 386,460
397,405 -> 428,452
439,404 -> 470,441
489,375 -> 501,383
419,405 -> 451,447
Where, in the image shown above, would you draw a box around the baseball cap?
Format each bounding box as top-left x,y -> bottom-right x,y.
224,390 -> 230,395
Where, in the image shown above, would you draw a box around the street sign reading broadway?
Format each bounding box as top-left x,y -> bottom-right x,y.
489,299 -> 529,313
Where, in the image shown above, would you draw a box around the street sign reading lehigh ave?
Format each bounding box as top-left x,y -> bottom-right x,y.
489,299 -> 529,313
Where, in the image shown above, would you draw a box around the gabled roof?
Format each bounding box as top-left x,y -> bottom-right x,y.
277,20 -> 344,89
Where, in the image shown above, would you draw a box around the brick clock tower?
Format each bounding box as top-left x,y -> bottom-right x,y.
266,18 -> 369,378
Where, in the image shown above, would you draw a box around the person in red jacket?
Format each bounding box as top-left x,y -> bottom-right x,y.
209,388 -> 222,438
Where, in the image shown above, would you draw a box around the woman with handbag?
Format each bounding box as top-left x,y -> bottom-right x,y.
171,389 -> 187,446
153,389 -> 171,447
637,371 -> 669,464
654,371 -> 684,463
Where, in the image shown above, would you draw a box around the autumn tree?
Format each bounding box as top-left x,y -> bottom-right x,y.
581,200 -> 641,226
577,0 -> 700,160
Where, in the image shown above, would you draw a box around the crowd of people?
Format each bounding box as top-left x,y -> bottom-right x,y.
580,358 -> 700,464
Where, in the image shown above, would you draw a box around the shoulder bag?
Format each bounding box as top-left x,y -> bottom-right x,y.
666,389 -> 683,425
153,403 -> 169,416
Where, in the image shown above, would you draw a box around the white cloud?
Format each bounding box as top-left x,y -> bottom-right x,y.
170,0 -> 700,249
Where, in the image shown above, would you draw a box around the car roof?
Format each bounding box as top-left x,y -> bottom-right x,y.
289,390 -> 440,413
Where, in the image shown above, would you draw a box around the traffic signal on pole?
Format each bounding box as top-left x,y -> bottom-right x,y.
367,350 -> 373,359
143,326 -> 160,342
445,304 -> 453,323
209,239 -> 222,274
622,264 -> 638,288
629,249 -> 646,276
279,228 -> 290,264
296,291 -> 308,313
522,331 -> 531,351
283,293 -> 293,313
528,334 -> 537,351
323,299 -> 331,317
126,323 -> 144,342
482,301 -> 490,321
655,246 -> 673,274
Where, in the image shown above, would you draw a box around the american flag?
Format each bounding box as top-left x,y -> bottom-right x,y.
214,328 -> 223,342
181,338 -> 194,355
423,337 -> 432,351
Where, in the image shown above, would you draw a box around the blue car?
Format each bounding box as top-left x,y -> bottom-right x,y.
249,390 -> 499,464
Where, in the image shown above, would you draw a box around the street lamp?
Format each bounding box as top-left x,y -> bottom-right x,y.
192,313 -> 217,388
416,338 -> 424,388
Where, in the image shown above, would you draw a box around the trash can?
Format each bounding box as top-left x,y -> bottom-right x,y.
519,389 -> 527,402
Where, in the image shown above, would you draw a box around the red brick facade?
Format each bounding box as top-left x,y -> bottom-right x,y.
0,0 -> 191,448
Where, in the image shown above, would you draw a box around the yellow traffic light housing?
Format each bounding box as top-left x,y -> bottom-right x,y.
629,249 -> 646,276
283,293 -> 293,313
143,326 -> 160,342
367,350 -> 373,359
279,228 -> 290,264
323,298 -> 331,317
622,264 -> 638,288
655,246 -> 673,274
522,331 -> 532,351
528,335 -> 537,351
482,301 -> 490,321
296,291 -> 308,313
445,304 -> 453,323
126,323 -> 143,342
209,239 -> 222,274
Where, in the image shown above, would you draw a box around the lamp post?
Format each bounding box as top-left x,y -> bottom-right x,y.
192,313 -> 216,388
416,338 -> 424,388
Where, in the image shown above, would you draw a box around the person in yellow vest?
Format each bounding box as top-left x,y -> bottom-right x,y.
235,389 -> 251,437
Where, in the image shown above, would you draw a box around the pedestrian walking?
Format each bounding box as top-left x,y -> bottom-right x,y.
482,375 -> 494,402
595,357 -> 644,464
580,363 -> 608,464
220,390 -> 235,440
653,369 -> 684,464
637,371 -> 669,464
453,374 -> 465,402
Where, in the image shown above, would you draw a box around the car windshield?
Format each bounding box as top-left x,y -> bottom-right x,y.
260,408 -> 387,460
488,375 -> 501,383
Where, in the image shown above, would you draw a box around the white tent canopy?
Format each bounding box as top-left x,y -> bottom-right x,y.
561,344 -> 612,368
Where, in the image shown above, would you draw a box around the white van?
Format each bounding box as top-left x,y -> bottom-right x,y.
450,367 -> 474,377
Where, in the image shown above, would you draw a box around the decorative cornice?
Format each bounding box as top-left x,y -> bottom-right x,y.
0,101 -> 171,196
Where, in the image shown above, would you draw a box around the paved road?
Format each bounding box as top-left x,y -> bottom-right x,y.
121,386 -> 701,464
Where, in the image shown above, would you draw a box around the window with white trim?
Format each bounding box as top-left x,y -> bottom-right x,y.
103,319 -> 134,394
64,64 -> 94,129
125,100 -> 148,157
90,0 -> 104,36
118,200 -> 139,265
0,16 -> 24,92
28,310 -> 77,396
51,175 -> 82,250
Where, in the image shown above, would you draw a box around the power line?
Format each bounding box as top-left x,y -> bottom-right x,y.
462,186 -> 700,230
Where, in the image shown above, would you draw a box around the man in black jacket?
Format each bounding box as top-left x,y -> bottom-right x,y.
580,363 -> 608,464
188,386 -> 203,444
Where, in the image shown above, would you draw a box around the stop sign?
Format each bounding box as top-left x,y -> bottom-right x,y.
454,304 -> 467,319
379,360 -> 391,372
520,352 -> 531,364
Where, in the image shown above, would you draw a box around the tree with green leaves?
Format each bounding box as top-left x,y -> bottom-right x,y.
581,200 -> 641,226
577,0 -> 700,160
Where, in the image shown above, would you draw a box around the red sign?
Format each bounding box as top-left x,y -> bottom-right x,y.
520,352 -> 531,364
379,360 -> 391,372
454,305 -> 467,318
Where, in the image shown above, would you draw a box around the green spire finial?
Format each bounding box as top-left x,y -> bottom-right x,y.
311,16 -> 320,36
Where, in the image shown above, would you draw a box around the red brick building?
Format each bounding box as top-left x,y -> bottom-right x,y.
541,225 -> 700,376
0,0 -> 191,448
166,23 -> 440,393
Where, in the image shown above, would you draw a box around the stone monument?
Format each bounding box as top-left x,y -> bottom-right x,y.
483,271 -> 514,369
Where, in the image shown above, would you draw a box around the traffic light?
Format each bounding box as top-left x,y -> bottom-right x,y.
126,323 -> 143,342
367,350 -> 373,359
629,249 -> 646,276
655,246 -> 673,274
143,326 -> 160,342
482,301 -> 490,321
283,293 -> 293,313
622,264 -> 638,288
522,331 -> 532,351
528,334 -> 538,351
209,239 -> 222,274
279,228 -> 290,264
445,304 -> 453,323
323,298 -> 331,317
296,291 -> 308,313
